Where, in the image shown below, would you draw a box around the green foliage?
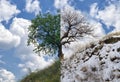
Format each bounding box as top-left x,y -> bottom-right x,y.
20,60 -> 61,82
28,13 -> 60,55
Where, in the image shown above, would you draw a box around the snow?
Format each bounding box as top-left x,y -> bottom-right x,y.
61,35 -> 120,82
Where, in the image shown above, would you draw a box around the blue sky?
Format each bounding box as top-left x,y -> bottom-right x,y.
0,0 -> 120,81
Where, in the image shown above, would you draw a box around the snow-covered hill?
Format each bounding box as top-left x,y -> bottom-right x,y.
61,32 -> 120,82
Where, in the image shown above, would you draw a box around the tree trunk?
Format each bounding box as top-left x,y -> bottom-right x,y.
58,45 -> 64,60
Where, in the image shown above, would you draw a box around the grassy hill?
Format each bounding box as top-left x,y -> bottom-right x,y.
20,60 -> 61,82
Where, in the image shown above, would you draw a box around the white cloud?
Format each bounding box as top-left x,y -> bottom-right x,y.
0,69 -> 15,82
10,18 -> 54,74
90,3 -> 98,17
18,54 -> 54,73
97,5 -> 116,26
0,0 -> 21,50
0,0 -> 20,22
97,4 -> 120,31
10,17 -> 31,37
17,38 -> 54,74
25,0 -> 41,15
90,20 -> 105,37
90,1 -> 120,32
54,0 -> 68,9
0,24 -> 20,50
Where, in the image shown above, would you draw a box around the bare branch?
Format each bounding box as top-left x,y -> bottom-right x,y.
61,7 -> 93,46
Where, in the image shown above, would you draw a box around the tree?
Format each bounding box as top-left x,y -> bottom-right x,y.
60,7 -> 93,58
27,13 -> 60,56
28,8 -> 93,59
61,8 -> 93,45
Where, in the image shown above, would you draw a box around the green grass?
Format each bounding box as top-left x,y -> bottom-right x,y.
20,60 -> 61,82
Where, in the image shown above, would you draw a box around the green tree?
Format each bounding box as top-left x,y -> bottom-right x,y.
28,13 -> 60,57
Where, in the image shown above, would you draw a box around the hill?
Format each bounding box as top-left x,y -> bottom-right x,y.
61,32 -> 120,82
20,60 -> 60,82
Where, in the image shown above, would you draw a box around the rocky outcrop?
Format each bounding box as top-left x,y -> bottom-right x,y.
61,32 -> 120,82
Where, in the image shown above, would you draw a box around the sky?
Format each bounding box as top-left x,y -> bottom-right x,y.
0,0 -> 120,81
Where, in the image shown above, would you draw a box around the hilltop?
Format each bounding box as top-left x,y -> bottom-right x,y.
61,31 -> 120,82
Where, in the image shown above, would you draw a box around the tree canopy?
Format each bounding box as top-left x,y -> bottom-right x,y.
28,13 -> 60,55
